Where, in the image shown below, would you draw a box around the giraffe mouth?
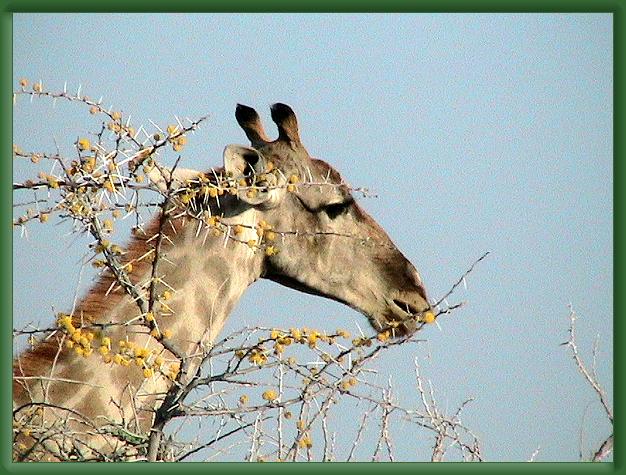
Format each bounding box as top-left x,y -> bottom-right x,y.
392,299 -> 423,317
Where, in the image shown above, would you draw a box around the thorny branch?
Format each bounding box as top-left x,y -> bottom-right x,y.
13,82 -> 487,462
564,306 -> 613,462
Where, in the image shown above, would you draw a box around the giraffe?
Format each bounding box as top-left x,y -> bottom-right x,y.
13,103 -> 433,461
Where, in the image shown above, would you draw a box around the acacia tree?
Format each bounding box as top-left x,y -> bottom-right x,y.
11,81 -> 610,462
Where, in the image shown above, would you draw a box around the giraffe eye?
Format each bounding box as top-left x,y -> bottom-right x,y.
322,199 -> 353,219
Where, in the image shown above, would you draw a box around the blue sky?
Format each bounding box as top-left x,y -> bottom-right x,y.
13,13 -> 612,461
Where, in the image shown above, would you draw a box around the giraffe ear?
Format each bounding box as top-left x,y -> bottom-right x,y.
223,144 -> 277,206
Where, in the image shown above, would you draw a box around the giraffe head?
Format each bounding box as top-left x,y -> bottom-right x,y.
223,103 -> 432,336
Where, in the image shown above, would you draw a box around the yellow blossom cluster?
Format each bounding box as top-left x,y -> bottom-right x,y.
421,311 -> 436,324
340,376 -> 359,391
287,174 -> 300,193
109,339 -> 173,379
105,112 -> 134,139
57,314 -> 95,357
376,330 -> 391,342
56,313 -> 178,380
247,348 -> 269,366
77,138 -> 91,151
37,171 -> 60,189
298,435 -> 313,449
261,389 -> 278,401
166,125 -> 187,152
351,336 -> 373,348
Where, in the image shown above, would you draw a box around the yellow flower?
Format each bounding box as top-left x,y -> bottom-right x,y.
422,311 -> 436,324
33,82 -> 43,93
205,215 -> 219,227
278,336 -> 293,346
298,436 -> 313,449
99,346 -> 109,356
290,328 -> 302,341
111,111 -> 122,121
376,331 -> 390,342
92,259 -> 105,269
162,290 -> 172,301
287,184 -> 296,193
249,352 -> 267,365
39,213 -> 49,223
265,246 -> 278,257
262,389 -> 278,401
288,174 -> 300,184
47,177 -> 60,189
134,347 -> 149,358
89,106 -> 99,114
101,336 -> 111,348
77,138 -> 91,151
162,329 -> 173,339
307,332 -> 318,348
239,395 -> 249,405
265,231 -> 276,241
247,239 -> 257,249
57,314 -> 72,327
19,78 -> 28,88
143,368 -> 154,378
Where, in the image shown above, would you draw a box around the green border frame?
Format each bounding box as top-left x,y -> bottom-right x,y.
2,2 -> 621,472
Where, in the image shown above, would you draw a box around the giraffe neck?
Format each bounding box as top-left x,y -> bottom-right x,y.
13,205 -> 265,460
